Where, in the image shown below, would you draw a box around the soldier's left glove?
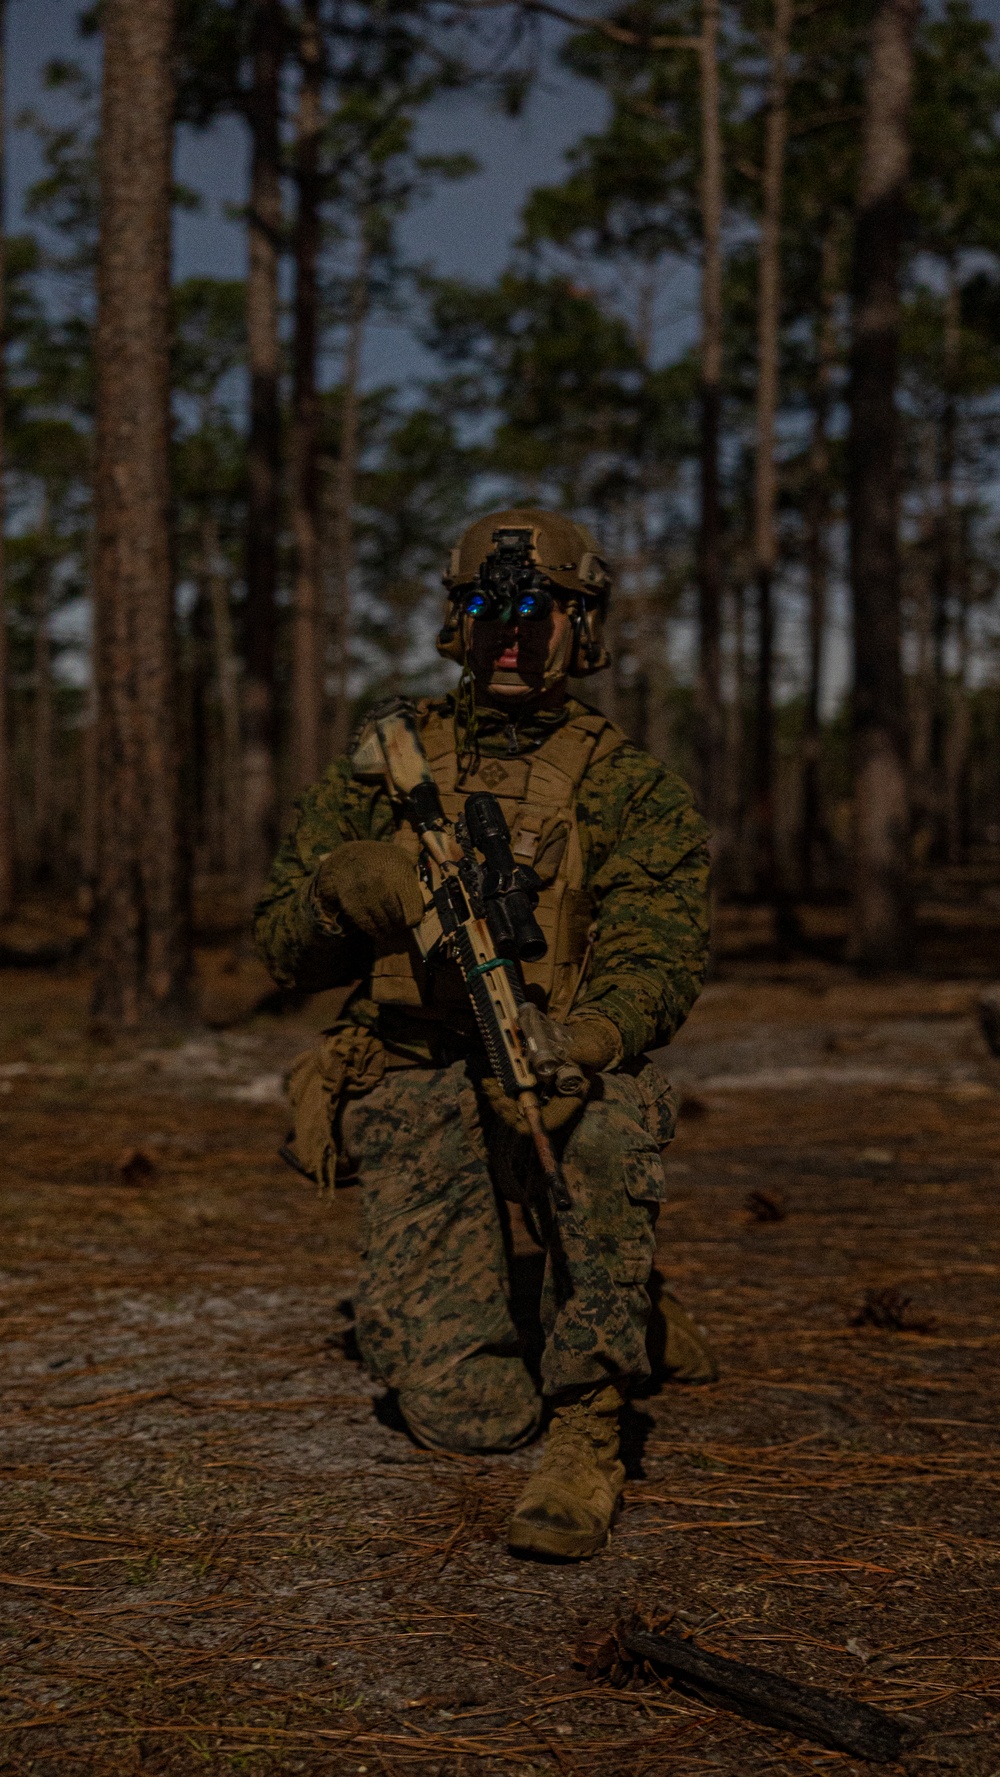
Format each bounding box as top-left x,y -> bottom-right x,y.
312,841 -> 424,944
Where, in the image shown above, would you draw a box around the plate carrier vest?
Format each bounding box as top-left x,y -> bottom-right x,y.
365,701 -> 625,1022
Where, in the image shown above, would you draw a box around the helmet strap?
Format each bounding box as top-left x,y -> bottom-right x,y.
453,662 -> 480,765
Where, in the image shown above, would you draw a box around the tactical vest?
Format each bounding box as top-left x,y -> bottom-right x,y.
367,702 -> 625,1021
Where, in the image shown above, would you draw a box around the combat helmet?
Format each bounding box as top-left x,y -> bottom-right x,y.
437,507 -> 611,678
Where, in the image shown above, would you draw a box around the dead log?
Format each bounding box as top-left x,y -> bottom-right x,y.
620,1622 -> 906,1763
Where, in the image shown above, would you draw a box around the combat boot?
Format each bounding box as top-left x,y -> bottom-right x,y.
507,1383 -> 625,1561
663,1289 -> 719,1384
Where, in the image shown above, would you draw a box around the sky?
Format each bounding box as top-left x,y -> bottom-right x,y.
12,0 -> 1000,711
14,1 -> 1000,384
9,0 -> 612,388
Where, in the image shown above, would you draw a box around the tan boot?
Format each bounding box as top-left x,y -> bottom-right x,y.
663,1290 -> 719,1384
507,1384 -> 625,1561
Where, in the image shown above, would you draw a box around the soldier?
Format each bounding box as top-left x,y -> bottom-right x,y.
255,509 -> 712,1561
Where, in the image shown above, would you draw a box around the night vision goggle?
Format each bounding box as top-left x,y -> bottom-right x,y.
460,527 -> 561,625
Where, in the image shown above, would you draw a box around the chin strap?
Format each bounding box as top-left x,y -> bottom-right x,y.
453,663 -> 480,766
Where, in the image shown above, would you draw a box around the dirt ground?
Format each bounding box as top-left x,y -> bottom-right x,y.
2,955 -> 1000,1775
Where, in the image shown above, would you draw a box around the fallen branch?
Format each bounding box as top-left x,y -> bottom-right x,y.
579,1613 -> 909,1764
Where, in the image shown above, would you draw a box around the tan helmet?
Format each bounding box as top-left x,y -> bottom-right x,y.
437,507 -> 611,677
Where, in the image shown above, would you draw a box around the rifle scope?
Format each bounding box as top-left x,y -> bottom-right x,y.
465,791 -> 547,965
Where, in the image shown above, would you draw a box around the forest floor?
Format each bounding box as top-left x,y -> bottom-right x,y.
2,940 -> 1000,1776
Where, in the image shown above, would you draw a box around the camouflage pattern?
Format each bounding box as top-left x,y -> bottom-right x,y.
255,690 -> 709,1451
254,694 -> 710,1064
339,1057 -> 677,1453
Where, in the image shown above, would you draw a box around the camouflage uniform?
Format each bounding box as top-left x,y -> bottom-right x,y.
255,694 -> 709,1452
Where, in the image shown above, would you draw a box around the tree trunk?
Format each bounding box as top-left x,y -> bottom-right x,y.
908,423 -> 937,859
723,579 -> 749,893
848,0 -> 919,971
0,0 -> 12,920
32,505 -> 54,882
91,0 -> 187,1026
203,514 -> 242,879
327,229 -> 370,757
79,687 -> 98,913
944,570 -> 970,867
243,0 -> 283,891
751,0 -> 793,907
185,571 -> 211,868
289,0 -> 324,790
694,0 -> 724,827
930,262 -> 959,856
799,220 -> 838,898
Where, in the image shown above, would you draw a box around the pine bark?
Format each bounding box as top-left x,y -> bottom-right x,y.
32,509 -> 54,881
723,579 -> 748,887
203,514 -> 242,879
243,0 -> 283,888
91,0 -> 187,1025
327,231 -> 370,757
751,0 -> 793,905
848,0 -> 919,970
289,0 -> 324,790
0,0 -> 12,919
799,221 -> 839,897
945,577 -> 970,865
694,0 -> 724,828
931,264 -> 959,857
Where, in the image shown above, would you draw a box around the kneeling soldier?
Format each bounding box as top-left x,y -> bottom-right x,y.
255,509 -> 712,1560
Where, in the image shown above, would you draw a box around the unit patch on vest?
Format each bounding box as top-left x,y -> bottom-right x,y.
477,759 -> 507,790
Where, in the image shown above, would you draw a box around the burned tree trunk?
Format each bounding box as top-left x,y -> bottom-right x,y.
289,0 -> 324,790
243,0 -> 283,889
848,0 -> 918,970
91,0 -> 188,1025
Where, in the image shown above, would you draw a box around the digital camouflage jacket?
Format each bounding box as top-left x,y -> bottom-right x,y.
254,695 -> 711,1064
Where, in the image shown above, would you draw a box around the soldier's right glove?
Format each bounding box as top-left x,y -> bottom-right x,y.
519,1004 -> 623,1095
480,1076 -> 583,1135
482,1007 -> 625,1137
312,842 -> 424,944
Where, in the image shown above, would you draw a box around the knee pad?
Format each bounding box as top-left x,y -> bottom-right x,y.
399,1356 -> 542,1454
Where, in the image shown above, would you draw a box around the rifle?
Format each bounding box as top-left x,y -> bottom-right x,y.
351,697 -> 576,1212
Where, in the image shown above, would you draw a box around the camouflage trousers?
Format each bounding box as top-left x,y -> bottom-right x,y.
339,1059 -> 677,1454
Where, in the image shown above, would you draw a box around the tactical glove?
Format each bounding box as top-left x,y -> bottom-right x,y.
482,1009 -> 623,1135
312,842 -> 424,944
562,1013 -> 623,1074
519,1004 -> 622,1087
480,1075 -> 584,1135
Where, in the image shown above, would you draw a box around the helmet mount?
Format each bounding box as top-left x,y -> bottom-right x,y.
437,508 -> 611,679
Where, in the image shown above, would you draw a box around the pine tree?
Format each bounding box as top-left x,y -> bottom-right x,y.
0,0 -> 11,918
91,0 -> 187,1025
849,0 -> 919,970
243,0 -> 285,885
